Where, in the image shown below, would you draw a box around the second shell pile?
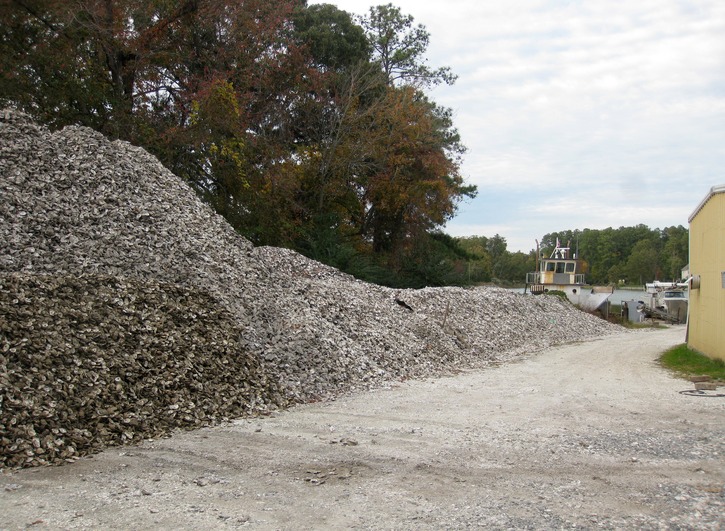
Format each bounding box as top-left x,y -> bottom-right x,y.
0,110 -> 622,468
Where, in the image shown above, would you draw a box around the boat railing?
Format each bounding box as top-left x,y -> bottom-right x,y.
527,272 -> 587,285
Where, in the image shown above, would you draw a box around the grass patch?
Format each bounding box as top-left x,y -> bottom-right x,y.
659,344 -> 725,381
622,320 -> 666,330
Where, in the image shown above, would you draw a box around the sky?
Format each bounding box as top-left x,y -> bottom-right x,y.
308,0 -> 725,252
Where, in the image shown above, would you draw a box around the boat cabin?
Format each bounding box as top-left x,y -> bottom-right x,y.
526,241 -> 585,287
524,240 -> 612,311
663,289 -> 687,300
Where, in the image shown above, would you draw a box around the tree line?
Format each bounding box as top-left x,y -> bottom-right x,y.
536,225 -> 689,286
1,1 -> 476,287
1,2 -> 688,289
452,224 -> 689,287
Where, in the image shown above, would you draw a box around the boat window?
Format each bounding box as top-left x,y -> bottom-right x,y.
556,262 -> 565,273
565,262 -> 575,273
546,262 -> 555,272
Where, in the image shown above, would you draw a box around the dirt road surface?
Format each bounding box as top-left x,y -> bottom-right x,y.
2,325 -> 724,530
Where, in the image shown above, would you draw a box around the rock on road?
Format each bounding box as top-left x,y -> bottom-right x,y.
1,325 -> 723,530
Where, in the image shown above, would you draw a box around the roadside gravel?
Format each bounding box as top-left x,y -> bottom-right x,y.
2,325 -> 723,530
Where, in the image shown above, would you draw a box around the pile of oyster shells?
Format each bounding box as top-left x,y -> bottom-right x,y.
0,110 -> 621,468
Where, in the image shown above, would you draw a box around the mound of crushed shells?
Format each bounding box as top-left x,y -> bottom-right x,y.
0,109 -> 622,469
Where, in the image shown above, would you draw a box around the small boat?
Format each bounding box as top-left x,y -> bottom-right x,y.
644,280 -> 688,323
524,239 -> 613,312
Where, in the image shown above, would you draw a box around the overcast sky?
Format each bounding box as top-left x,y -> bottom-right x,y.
309,0 -> 725,252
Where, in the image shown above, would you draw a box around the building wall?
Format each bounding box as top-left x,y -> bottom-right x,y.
688,187 -> 725,362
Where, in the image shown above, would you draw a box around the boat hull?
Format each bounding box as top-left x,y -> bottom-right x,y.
530,284 -> 612,312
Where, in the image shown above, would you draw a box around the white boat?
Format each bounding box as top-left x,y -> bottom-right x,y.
525,239 -> 613,312
644,280 -> 688,323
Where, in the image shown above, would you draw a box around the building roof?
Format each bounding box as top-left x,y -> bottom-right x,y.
688,184 -> 725,223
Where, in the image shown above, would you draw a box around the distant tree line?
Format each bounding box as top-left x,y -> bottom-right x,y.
452,224 -> 689,287
537,225 -> 689,286
1,1 -> 476,287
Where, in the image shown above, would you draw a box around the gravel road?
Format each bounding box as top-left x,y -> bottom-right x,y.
2,325 -> 723,530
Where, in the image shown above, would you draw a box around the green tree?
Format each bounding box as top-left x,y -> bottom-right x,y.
456,236 -> 493,282
292,3 -> 370,71
661,225 -> 689,281
289,61 -> 388,260
361,86 -> 475,257
149,0 -> 318,245
360,3 -> 456,87
292,5 -> 475,276
625,239 -> 659,284
0,0 -> 194,137
483,233 -> 506,281
486,234 -> 507,262
497,250 -> 536,283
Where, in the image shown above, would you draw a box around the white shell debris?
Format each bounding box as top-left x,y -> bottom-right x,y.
0,110 -> 622,468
